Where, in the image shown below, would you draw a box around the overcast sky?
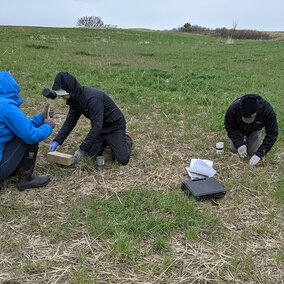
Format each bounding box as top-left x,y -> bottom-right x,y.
1,0 -> 283,31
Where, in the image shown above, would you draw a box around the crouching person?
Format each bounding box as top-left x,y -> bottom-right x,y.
0,72 -> 55,191
225,94 -> 278,166
48,72 -> 133,165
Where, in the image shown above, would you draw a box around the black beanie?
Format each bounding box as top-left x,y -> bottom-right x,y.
240,96 -> 258,118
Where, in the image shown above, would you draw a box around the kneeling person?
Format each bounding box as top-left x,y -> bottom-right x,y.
48,72 -> 133,165
225,94 -> 278,166
0,72 -> 55,191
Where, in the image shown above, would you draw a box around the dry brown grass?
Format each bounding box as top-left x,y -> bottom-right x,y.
0,105 -> 283,283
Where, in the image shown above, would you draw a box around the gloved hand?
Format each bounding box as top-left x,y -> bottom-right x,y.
49,141 -> 59,152
72,148 -> 85,164
44,118 -> 55,129
249,155 -> 261,166
41,103 -> 54,119
237,145 -> 247,159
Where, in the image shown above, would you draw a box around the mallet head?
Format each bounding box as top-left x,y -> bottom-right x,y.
42,88 -> 57,99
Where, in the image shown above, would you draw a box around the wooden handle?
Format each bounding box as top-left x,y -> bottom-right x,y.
47,98 -> 51,120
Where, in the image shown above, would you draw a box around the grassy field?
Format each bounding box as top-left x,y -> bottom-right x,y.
0,26 -> 283,283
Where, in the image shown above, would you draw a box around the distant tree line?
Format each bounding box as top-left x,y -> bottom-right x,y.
77,16 -> 117,28
174,22 -> 272,40
77,16 -> 271,40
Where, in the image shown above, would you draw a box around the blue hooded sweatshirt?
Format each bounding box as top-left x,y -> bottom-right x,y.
0,72 -> 53,162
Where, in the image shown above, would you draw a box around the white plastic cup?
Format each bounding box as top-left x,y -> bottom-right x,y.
216,142 -> 224,154
96,156 -> 105,170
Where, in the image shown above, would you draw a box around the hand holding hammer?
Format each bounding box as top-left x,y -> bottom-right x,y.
42,89 -> 57,119
41,88 -> 57,128
41,101 -> 54,120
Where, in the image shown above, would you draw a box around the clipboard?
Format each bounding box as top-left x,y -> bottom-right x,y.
181,177 -> 226,201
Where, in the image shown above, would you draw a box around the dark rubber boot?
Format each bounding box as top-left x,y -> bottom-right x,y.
17,144 -> 50,191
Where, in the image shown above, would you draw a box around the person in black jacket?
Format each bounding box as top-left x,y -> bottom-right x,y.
48,72 -> 133,165
225,94 -> 278,165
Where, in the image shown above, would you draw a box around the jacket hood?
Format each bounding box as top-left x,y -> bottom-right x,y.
240,94 -> 262,102
0,72 -> 23,106
237,94 -> 262,105
52,72 -> 86,105
239,94 -> 262,113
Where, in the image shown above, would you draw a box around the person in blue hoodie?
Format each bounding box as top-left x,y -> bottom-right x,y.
0,72 -> 55,191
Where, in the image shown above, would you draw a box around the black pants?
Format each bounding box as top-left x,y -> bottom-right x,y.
87,129 -> 131,165
0,137 -> 36,181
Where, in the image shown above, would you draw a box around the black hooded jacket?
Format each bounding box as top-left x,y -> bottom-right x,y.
224,94 -> 278,158
52,72 -> 126,152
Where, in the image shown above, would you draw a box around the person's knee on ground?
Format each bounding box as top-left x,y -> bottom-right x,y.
110,146 -> 130,165
111,151 -> 130,165
246,130 -> 262,156
105,130 -> 132,166
112,136 -> 132,165
116,157 -> 130,166
17,143 -> 50,191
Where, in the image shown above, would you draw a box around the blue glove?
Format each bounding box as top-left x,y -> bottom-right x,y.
49,141 -> 59,152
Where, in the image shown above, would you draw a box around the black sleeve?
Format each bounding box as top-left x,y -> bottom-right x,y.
255,103 -> 278,158
79,96 -> 104,152
54,107 -> 81,145
224,107 -> 245,149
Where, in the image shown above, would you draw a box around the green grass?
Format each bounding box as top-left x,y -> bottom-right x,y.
23,262 -> 46,274
74,50 -> 102,57
88,189 -> 200,239
73,265 -> 94,283
274,250 -> 284,263
84,188 -> 218,261
273,164 -> 284,204
0,26 -> 283,283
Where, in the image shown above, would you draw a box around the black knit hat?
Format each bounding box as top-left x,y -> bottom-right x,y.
240,96 -> 258,118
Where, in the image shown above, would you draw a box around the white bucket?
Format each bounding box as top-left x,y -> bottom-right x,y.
216,142 -> 224,154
